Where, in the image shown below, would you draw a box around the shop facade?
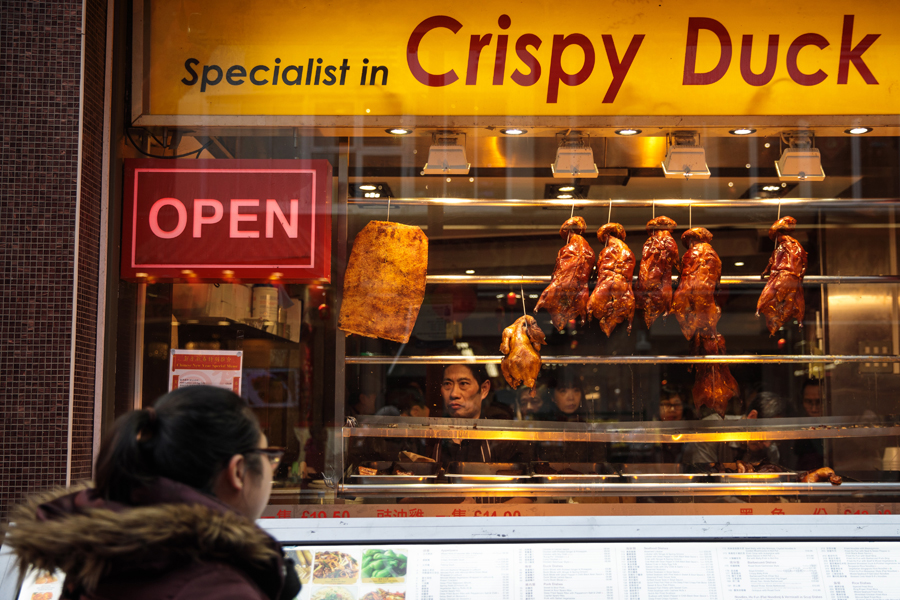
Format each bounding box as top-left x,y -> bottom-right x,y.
5,0 -> 900,593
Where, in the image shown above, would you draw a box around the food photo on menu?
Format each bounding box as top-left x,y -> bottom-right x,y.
360,548 -> 407,583
310,587 -> 356,600
312,549 -> 361,584
360,586 -> 406,600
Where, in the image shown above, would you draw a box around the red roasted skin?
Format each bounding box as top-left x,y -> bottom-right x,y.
636,216 -> 680,329
672,228 -> 722,341
500,314 -> 547,395
587,223 -> 636,336
535,217 -> 596,332
690,331 -> 740,417
757,216 -> 808,336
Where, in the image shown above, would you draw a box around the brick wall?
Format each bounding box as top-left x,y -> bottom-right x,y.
0,0 -> 107,521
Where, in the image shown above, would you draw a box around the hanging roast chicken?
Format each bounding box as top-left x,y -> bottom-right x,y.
500,315 -> 547,396
588,223 -> 636,336
636,216 -> 680,329
690,331 -> 740,417
535,216 -> 596,332
757,216 -> 808,336
672,227 -> 722,340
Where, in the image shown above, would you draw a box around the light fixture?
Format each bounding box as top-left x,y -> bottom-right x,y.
358,184 -> 377,191
557,194 -> 573,199
421,133 -> 470,175
762,185 -> 780,192
500,128 -> 527,135
386,128 -> 413,135
734,262 -> 745,267
615,128 -> 642,136
558,185 -> 576,192
775,131 -> 825,181
661,131 -> 710,179
349,183 -> 394,199
465,269 -> 475,274
729,128 -> 756,135
845,127 -> 872,135
551,133 -> 599,178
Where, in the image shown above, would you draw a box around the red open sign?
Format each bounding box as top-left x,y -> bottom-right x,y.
122,159 -> 331,282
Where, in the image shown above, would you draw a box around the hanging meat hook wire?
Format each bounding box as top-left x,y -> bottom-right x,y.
777,199 -> 782,220
608,198 -> 612,223
521,280 -> 527,317
386,197 -> 391,222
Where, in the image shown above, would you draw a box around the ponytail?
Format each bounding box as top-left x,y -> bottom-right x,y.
94,386 -> 262,503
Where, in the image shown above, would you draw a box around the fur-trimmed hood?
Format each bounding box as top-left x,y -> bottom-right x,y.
5,479 -> 288,600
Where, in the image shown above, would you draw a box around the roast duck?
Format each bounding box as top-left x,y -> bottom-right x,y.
800,466 -> 842,485
689,331 -> 740,417
672,227 -> 722,340
588,223 -> 636,336
674,228 -> 739,417
535,217 -> 595,332
757,216 -> 808,336
636,216 -> 680,329
500,314 -> 547,395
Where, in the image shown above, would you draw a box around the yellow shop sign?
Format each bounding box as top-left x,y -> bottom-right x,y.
145,0 -> 898,117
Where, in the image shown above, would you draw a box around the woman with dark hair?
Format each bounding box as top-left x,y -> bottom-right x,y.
538,368 -> 605,463
5,385 -> 300,600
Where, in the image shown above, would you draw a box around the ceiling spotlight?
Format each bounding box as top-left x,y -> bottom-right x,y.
557,194 -> 574,199
500,128 -> 527,135
358,184 -> 377,191
762,185 -> 780,192
386,128 -> 413,135
734,262 -> 745,267
465,269 -> 475,274
661,131 -> 710,180
558,186 -> 576,192
775,131 -> 825,181
845,127 -> 872,135
615,128 -> 642,136
422,133 -> 470,175
551,134 -> 599,178
729,128 -> 756,135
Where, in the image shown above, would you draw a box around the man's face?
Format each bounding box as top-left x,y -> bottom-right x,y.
442,365 -> 489,419
517,391 -> 544,418
803,384 -> 823,418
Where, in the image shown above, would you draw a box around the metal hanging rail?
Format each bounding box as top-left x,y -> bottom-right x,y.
426,274 -> 900,285
345,354 -> 900,365
348,197 -> 900,209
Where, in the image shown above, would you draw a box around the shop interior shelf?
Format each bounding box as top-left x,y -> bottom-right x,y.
342,415 -> 900,443
344,354 -> 900,365
176,316 -> 298,345
338,481 -> 900,498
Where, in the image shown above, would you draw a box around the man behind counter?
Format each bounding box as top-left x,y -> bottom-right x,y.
436,363 -> 533,467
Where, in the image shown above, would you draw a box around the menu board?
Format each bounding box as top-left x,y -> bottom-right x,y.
16,568 -> 64,600
283,542 -> 900,600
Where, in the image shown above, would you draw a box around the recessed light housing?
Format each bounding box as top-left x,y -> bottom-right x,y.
557,194 -> 574,199
358,184 -> 377,191
615,128 -> 642,136
845,127 -> 872,135
729,128 -> 756,135
499,128 -> 527,135
386,128 -> 413,135
558,186 -> 576,192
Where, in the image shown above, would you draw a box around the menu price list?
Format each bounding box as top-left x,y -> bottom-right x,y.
401,542 -> 900,600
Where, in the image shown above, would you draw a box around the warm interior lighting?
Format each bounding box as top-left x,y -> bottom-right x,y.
500,128 -> 527,135
661,131 -> 710,179
551,134 -> 599,178
557,193 -> 574,199
386,128 -> 412,135
465,269 -> 475,274
615,128 -> 642,136
422,133 -> 470,175
845,127 -> 872,135
729,128 -> 756,135
359,184 -> 377,191
558,186 -> 576,192
734,261 -> 745,267
776,131 -> 825,182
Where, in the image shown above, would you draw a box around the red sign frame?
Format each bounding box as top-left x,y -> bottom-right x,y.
122,159 -> 331,282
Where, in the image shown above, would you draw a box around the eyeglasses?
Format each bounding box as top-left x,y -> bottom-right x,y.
247,447 -> 284,469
